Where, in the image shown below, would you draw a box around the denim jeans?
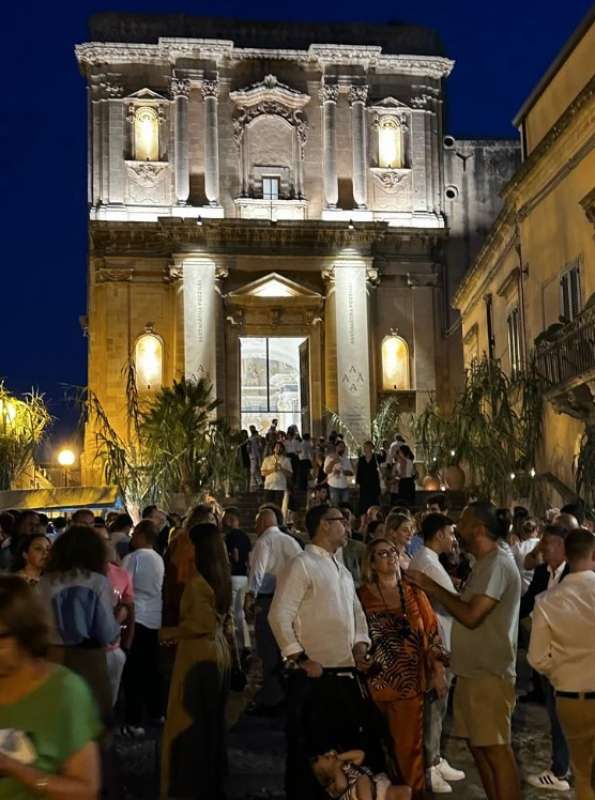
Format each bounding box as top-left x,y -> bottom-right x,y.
329,486 -> 350,506
543,676 -> 570,777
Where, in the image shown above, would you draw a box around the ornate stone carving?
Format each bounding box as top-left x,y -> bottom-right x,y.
163,264 -> 183,283
96,268 -> 134,283
370,168 -> 410,192
170,77 -> 191,99
200,80 -> 219,99
319,83 -> 339,104
232,103 -> 309,153
349,85 -> 368,105
125,161 -> 168,188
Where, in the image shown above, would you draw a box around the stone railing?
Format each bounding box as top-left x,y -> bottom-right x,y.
536,305 -> 595,389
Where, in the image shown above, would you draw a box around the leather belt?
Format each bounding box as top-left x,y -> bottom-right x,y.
556,691 -> 595,699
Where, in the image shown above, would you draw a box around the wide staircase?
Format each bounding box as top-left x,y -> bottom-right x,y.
223,488 -> 467,533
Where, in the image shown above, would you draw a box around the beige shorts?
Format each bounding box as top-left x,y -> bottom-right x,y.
453,674 -> 516,747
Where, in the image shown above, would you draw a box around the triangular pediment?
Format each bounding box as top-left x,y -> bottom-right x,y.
127,87 -> 168,102
229,273 -> 321,299
370,96 -> 411,111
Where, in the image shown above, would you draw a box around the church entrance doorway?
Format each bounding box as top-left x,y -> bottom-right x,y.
240,336 -> 308,434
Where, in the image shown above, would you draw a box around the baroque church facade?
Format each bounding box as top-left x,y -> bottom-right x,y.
76,14 -> 519,479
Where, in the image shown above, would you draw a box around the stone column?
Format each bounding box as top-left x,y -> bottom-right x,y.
333,262 -> 372,443
179,255 -> 218,388
202,80 -> 220,206
171,78 -> 190,205
320,83 -> 339,208
349,85 -> 368,209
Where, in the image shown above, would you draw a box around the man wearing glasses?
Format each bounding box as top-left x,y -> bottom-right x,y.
269,504 -> 384,800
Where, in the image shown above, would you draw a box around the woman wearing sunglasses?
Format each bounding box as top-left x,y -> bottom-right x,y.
358,539 -> 447,798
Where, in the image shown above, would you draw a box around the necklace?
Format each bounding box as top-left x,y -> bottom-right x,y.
375,578 -> 412,639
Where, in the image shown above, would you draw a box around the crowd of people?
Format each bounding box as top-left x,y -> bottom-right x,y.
241,422 -> 417,518
0,451 -> 594,800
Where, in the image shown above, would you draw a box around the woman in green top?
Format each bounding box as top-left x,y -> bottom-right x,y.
0,574 -> 101,799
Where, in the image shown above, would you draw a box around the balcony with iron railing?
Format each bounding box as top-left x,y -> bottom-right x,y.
536,304 -> 595,391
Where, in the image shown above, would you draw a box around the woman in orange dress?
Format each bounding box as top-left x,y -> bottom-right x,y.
358,538 -> 447,797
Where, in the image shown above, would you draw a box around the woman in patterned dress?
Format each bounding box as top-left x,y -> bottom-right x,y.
358,538 -> 447,797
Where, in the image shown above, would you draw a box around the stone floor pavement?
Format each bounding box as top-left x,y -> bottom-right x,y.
114,679 -> 575,799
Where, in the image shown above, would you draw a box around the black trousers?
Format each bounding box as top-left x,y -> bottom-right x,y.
285,669 -> 389,800
122,623 -> 163,726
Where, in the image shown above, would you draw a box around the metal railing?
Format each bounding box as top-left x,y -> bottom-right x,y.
536,305 -> 595,389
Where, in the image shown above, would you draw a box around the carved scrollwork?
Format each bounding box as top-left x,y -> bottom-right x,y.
232,103 -> 309,153
163,264 -> 183,283
370,168 -> 409,193
96,268 -> 134,283
125,161 -> 168,188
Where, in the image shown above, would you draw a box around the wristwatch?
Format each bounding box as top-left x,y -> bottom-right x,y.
283,652 -> 308,670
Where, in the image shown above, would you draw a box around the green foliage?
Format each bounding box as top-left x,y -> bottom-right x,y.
82,370 -> 243,513
0,384 -> 52,491
410,356 -> 544,504
327,396 -> 402,454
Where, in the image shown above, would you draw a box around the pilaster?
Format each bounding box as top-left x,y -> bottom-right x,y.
171,78 -> 190,205
177,254 -> 219,387
320,82 -> 339,208
201,80 -> 220,206
349,85 -> 368,209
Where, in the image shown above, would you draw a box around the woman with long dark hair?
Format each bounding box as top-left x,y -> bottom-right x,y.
37,526 -> 120,725
160,523 -> 232,799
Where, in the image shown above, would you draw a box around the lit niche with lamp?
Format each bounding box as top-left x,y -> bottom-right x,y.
135,328 -> 164,393
369,98 -> 411,203
124,89 -> 170,205
381,332 -> 411,392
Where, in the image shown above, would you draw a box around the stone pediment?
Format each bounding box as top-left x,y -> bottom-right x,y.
126,87 -> 169,102
227,272 -> 322,302
229,75 -> 310,111
369,96 -> 411,113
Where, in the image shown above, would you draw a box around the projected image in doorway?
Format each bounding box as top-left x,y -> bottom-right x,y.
240,337 -> 306,433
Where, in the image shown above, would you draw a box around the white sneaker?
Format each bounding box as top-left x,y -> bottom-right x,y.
526,770 -> 570,792
438,758 -> 466,782
429,765 -> 453,794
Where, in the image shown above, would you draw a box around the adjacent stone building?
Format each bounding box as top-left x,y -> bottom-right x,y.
453,8 -> 594,501
75,13 -> 519,481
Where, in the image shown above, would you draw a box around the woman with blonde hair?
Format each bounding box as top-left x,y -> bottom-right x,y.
358,538 -> 447,797
384,513 -> 415,572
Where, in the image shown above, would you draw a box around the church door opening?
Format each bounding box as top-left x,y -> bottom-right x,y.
240,337 -> 307,433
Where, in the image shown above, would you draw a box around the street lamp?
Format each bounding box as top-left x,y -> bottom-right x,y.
57,448 -> 76,487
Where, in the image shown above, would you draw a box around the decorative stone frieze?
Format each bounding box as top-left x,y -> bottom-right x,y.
370,168 -> 410,192
125,161 -> 169,188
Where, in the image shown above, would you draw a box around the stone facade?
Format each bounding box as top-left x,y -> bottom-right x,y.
453,10 -> 595,502
76,14 -> 519,481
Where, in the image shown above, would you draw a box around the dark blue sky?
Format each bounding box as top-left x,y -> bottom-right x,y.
1,0 -> 591,439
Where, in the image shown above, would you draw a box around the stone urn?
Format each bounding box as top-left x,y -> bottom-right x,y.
444,464 -> 466,491
422,474 -> 442,491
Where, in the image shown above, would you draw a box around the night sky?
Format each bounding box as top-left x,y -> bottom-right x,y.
2,0 -> 592,442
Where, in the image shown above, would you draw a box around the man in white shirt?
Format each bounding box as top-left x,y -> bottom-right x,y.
261,441 -> 293,506
512,518 -> 541,594
529,529 -> 595,800
121,520 -> 165,736
410,513 -> 466,794
269,504 -> 384,800
244,508 -> 301,713
324,440 -> 353,505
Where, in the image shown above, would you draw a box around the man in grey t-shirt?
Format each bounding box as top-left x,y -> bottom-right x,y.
407,502 -> 521,800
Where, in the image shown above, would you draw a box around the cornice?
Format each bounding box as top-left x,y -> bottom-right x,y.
502,75 -> 594,200
229,74 -> 310,110
89,218 -> 446,258
75,40 -> 454,79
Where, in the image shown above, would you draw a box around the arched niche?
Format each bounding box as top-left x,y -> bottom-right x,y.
135,332 -> 163,392
381,334 -> 411,391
